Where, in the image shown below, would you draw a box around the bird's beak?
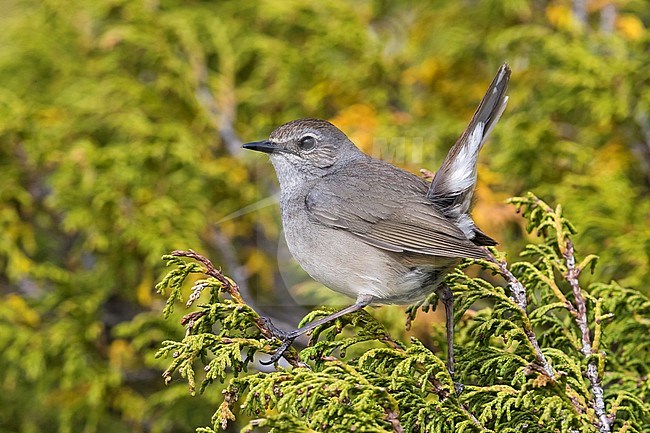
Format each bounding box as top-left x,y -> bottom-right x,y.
242,140 -> 276,154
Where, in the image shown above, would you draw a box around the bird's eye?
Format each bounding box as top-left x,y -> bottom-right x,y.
299,136 -> 316,151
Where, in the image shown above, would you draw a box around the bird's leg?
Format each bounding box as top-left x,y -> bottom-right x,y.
260,295 -> 373,365
436,284 -> 455,378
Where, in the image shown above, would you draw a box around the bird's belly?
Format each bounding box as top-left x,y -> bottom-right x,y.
282,215 -> 455,304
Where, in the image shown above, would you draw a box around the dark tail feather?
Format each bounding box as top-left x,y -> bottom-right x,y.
471,226 -> 498,246
427,63 -> 511,218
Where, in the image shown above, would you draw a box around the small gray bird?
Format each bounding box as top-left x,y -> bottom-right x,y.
243,64 -> 510,373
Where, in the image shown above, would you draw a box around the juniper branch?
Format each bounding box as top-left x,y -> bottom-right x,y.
517,195 -> 613,432
530,197 -> 612,433
169,249 -> 303,368
156,194 -> 650,432
479,247 -> 597,424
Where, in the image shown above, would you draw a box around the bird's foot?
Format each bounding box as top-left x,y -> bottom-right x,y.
453,381 -> 464,395
259,317 -> 298,365
260,317 -> 291,339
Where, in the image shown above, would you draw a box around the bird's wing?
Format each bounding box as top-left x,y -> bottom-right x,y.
305,163 -> 487,259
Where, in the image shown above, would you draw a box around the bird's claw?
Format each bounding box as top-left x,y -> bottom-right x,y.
259,337 -> 296,365
259,317 -> 297,365
260,317 -> 290,339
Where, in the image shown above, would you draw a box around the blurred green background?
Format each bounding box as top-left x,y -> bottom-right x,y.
1,0 -> 648,431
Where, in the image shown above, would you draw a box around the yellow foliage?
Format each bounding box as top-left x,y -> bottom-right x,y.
329,104 -> 378,154
39,107 -> 66,125
472,166 -> 518,241
136,271 -> 154,306
403,57 -> 441,86
590,141 -> 632,175
12,250 -> 32,276
245,248 -> 274,288
219,218 -> 238,239
531,373 -> 553,387
109,339 -> 136,370
616,14 -> 646,41
546,4 -> 577,31
3,294 -> 40,327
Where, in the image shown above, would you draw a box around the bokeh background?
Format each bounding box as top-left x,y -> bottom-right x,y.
1,0 -> 648,431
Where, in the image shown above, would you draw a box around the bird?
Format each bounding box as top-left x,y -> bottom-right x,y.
243,64 -> 510,375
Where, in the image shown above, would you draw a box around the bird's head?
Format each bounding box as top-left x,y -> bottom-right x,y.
243,118 -> 364,178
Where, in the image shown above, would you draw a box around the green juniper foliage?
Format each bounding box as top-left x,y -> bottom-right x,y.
156,195 -> 649,432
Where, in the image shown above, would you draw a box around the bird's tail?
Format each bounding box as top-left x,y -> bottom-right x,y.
427,63 -> 510,245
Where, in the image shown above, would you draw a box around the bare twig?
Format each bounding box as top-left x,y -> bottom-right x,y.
385,408 -> 405,433
633,110 -> 650,186
564,240 -> 592,356
484,251 -> 528,310
205,226 -> 253,304
599,2 -> 616,33
195,56 -> 242,155
419,168 -> 436,180
172,249 -> 244,303
572,0 -> 588,28
564,240 -> 612,433
482,248 -> 556,381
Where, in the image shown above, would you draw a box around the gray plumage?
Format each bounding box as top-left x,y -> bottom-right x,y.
243,64 -> 511,367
